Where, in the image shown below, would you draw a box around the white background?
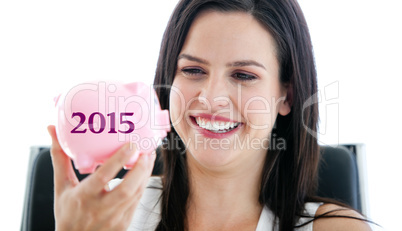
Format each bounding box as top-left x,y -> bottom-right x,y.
0,1 -> 400,230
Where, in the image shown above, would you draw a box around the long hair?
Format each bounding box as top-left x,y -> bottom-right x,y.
153,0 -> 320,230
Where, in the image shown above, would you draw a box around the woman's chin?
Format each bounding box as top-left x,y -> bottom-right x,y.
187,148 -> 238,171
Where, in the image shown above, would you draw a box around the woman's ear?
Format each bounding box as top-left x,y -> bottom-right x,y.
278,84 -> 292,116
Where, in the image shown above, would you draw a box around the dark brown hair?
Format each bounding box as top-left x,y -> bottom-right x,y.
153,0 -> 322,230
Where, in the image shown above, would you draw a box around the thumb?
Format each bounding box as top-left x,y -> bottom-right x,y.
47,125 -> 79,193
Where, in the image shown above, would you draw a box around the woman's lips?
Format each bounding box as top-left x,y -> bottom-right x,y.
190,113 -> 239,123
189,116 -> 243,139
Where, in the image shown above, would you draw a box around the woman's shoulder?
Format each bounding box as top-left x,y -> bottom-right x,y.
139,176 -> 163,209
313,203 -> 372,231
146,176 -> 163,188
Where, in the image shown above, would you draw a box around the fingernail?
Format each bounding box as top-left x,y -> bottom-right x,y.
128,150 -> 141,164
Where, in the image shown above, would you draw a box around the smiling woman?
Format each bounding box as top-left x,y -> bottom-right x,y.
152,0 -> 372,230
170,10 -> 289,174
47,0 -> 373,230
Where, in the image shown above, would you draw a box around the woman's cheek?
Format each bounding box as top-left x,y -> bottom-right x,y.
243,97 -> 276,132
169,83 -> 187,128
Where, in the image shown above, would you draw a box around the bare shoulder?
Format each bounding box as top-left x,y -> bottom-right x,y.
313,203 -> 372,231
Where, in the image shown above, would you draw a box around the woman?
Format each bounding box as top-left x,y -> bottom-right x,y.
47,0 -> 372,230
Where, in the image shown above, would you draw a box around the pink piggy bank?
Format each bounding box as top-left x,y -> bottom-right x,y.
55,81 -> 170,174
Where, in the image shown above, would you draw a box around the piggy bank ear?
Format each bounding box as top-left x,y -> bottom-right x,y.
124,82 -> 149,95
54,94 -> 61,106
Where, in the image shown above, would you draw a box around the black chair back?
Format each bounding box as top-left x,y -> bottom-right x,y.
21,145 -> 362,231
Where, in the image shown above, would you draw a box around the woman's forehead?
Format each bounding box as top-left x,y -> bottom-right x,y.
179,10 -> 279,71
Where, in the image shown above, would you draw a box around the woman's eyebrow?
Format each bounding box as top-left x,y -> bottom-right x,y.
227,60 -> 266,70
177,53 -> 266,70
177,54 -> 209,65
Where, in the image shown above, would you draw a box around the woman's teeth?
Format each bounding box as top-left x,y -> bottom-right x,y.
195,117 -> 240,133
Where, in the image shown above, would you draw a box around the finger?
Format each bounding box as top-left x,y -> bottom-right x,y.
99,179 -> 146,230
83,142 -> 140,194
120,152 -> 155,190
120,181 -> 150,228
115,154 -> 156,211
47,125 -> 79,193
104,152 -> 155,206
120,168 -> 151,210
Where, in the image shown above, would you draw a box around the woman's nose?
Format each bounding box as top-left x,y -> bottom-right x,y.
198,75 -> 231,110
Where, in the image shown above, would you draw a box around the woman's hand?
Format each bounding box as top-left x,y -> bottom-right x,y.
47,125 -> 156,231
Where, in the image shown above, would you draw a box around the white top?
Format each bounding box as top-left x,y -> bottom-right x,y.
108,177 -> 322,231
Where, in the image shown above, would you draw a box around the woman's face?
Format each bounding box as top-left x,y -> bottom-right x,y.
169,10 -> 290,172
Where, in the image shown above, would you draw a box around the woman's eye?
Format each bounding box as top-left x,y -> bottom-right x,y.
232,72 -> 257,81
181,68 -> 206,76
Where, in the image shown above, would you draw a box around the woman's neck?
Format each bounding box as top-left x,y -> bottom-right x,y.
185,151 -> 265,230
